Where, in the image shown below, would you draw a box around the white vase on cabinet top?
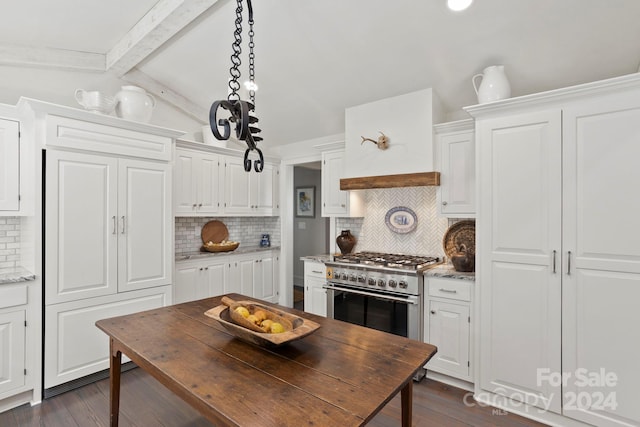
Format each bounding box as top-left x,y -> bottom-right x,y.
115,85 -> 156,123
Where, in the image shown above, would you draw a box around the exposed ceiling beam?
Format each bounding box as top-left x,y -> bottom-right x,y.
0,44 -> 104,72
123,68 -> 208,124
106,0 -> 226,77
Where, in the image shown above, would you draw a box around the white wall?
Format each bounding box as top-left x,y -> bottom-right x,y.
0,65 -> 202,137
293,166 -> 328,286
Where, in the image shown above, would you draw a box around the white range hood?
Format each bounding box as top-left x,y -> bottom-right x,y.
342,88 -> 443,189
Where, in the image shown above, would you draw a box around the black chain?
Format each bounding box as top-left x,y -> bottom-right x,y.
211,0 -> 263,173
228,0 -> 243,101
248,4 -> 256,104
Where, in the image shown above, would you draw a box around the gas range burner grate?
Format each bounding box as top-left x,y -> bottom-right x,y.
334,251 -> 439,270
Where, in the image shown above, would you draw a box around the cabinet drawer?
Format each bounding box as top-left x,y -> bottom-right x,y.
428,277 -> 471,301
0,284 -> 28,309
304,261 -> 326,279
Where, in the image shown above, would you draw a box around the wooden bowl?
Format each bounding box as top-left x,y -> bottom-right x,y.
201,242 -> 239,253
205,301 -> 321,347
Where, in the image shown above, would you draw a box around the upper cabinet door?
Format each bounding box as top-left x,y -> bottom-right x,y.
224,156 -> 252,214
321,150 -> 348,216
436,122 -> 475,217
118,159 -> 172,292
174,150 -> 197,215
255,163 -> 275,214
45,150 -> 118,304
0,118 -> 20,211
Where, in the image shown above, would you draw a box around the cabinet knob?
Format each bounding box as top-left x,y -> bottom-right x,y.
341,204 -> 345,207
198,203 -> 202,207
193,204 -> 197,208
430,310 -> 436,315
442,201 -> 448,206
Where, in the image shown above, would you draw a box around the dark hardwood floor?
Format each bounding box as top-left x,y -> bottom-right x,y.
0,368 -> 548,426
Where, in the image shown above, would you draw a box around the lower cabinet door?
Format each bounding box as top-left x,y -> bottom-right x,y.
426,300 -> 470,380
0,310 -> 26,396
304,277 -> 327,317
44,286 -> 171,389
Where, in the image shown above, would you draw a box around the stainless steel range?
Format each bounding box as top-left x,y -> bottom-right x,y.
324,251 -> 440,344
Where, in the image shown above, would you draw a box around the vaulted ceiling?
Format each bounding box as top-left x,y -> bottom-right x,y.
2,0 -> 640,147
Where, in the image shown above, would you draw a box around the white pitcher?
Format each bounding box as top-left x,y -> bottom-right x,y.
472,65 -> 511,104
115,85 -> 156,123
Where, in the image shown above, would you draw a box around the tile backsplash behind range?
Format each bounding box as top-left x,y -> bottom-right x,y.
175,217 -> 281,255
336,187 -> 448,257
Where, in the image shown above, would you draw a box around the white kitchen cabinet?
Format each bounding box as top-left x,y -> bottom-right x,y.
44,285 -> 170,389
223,156 -> 278,216
32,100 -> 181,392
468,74 -> 640,426
424,276 -> 472,383
321,150 -> 346,216
303,261 -> 327,316
174,148 -> 223,216
0,309 -> 26,397
321,150 -> 363,217
45,150 -> 172,303
476,109 -> 563,414
226,250 -> 278,302
0,118 -> 20,212
252,251 -> 276,303
174,257 -> 228,304
434,120 -> 475,217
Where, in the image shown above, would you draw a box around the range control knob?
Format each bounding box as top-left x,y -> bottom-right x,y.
399,280 -> 408,289
377,279 -> 386,287
368,278 -> 376,286
341,272 -> 348,280
357,275 -> 366,283
388,279 -> 397,288
349,274 -> 357,281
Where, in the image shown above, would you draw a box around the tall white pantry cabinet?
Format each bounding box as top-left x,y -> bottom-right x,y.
22,99 -> 183,392
466,74 -> 640,427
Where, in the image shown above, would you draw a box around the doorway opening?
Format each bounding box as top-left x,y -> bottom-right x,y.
293,162 -> 329,310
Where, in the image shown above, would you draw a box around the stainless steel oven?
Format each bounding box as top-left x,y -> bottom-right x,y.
325,280 -> 422,340
324,252 -> 439,342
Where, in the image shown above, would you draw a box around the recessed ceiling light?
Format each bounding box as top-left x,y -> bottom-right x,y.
448,0 -> 473,11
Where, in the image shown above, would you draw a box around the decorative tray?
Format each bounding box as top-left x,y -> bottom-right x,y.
205,300 -> 321,347
385,206 -> 417,234
443,220 -> 476,258
201,220 -> 229,244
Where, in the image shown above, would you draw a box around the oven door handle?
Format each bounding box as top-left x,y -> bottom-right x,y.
323,284 -> 418,305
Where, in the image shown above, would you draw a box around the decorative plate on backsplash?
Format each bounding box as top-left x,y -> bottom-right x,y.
443,220 -> 476,258
385,206 -> 417,234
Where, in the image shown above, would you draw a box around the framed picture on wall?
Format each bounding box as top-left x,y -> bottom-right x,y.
295,186 -> 315,218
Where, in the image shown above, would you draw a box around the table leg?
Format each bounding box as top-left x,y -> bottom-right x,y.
110,338 -> 122,427
401,380 -> 413,427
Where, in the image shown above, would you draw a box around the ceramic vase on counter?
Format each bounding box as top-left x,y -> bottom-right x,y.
115,85 -> 156,123
472,65 -> 511,104
336,230 -> 356,254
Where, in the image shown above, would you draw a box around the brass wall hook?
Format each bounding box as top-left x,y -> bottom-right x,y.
361,131 -> 389,150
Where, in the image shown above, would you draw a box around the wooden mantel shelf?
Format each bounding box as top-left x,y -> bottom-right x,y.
340,172 -> 440,190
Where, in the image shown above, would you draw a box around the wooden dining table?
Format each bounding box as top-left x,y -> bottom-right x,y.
95,293 -> 437,427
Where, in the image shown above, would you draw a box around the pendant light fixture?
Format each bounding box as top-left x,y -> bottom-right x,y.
209,0 -> 264,172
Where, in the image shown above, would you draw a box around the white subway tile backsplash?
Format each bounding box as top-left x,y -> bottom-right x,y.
175,217 -> 281,254
0,217 -> 19,273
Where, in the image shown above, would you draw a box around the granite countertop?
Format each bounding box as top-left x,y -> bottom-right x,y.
300,254 -> 333,263
425,264 -> 475,281
0,266 -> 36,284
176,245 -> 280,261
